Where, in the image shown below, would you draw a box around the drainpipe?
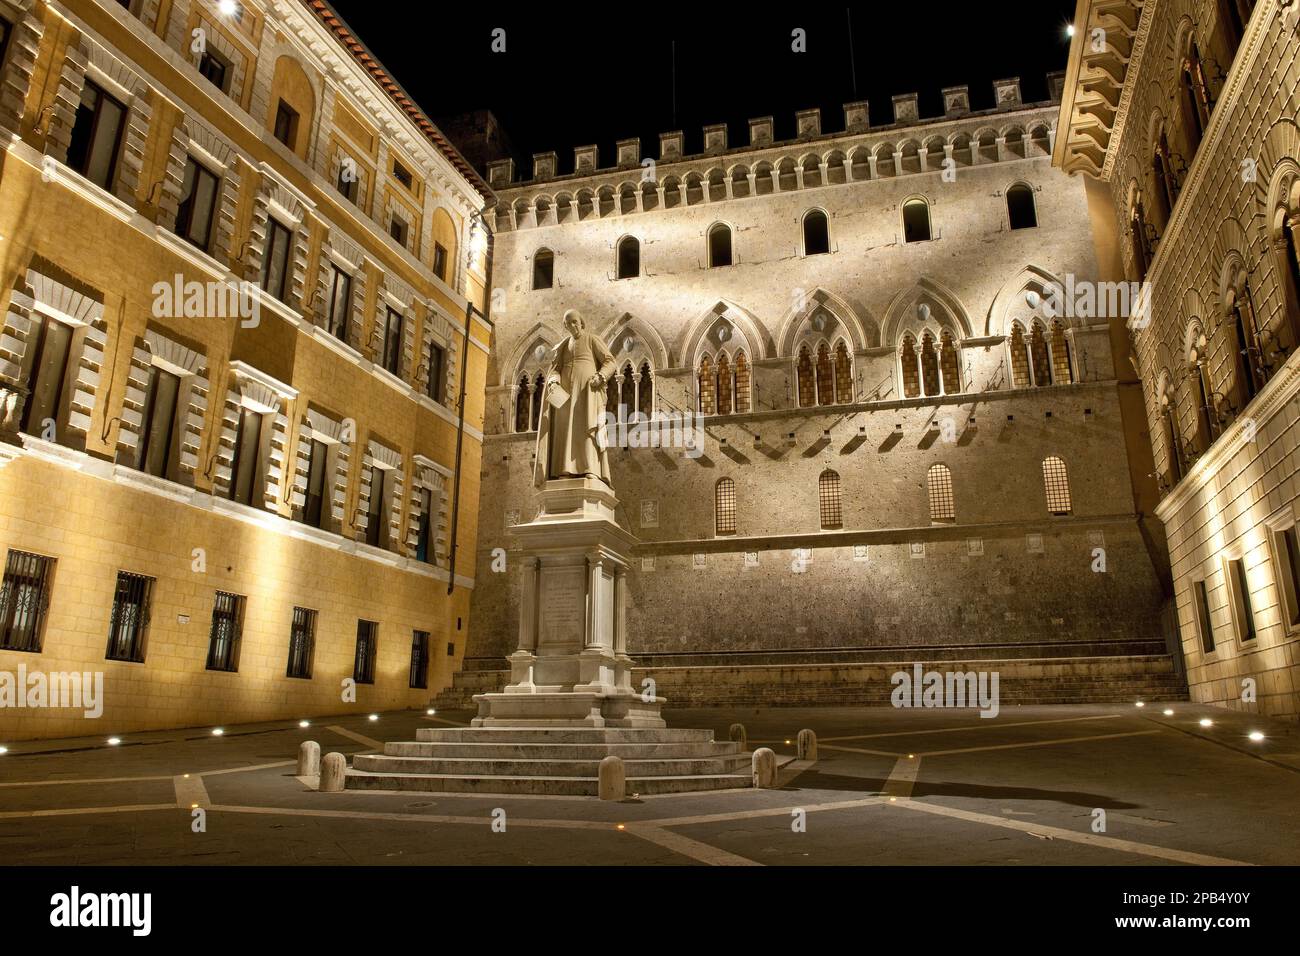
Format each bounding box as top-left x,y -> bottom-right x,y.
447,209 -> 495,594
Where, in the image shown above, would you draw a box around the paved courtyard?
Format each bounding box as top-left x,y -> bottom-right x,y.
2,702 -> 1299,866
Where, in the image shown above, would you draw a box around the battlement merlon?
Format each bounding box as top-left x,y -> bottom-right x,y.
487,73 -> 1064,190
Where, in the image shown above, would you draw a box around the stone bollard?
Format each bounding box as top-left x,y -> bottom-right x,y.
319,752 -> 347,792
297,740 -> 321,776
752,748 -> 777,788
729,722 -> 747,751
598,755 -> 625,801
797,729 -> 818,761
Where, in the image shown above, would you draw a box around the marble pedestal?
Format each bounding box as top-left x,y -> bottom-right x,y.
472,478 -> 666,728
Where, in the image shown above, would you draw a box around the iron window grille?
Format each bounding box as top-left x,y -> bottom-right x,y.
106,571 -> 154,663
927,464 -> 956,521
1042,456 -> 1073,515
818,471 -> 843,530
715,477 -> 737,535
354,620 -> 377,684
0,550 -> 55,653
206,591 -> 244,672
409,630 -> 430,689
287,607 -> 316,679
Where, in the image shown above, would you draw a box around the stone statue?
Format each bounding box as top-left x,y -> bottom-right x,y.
534,309 -> 617,488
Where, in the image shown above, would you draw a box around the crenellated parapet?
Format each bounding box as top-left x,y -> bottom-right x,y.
489,75 -> 1064,193
487,76 -> 1064,231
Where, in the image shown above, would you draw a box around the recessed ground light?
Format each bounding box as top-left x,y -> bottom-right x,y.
1163,708 -> 1174,716
298,720 -> 310,728
212,728 -> 224,736
889,796 -> 897,802
1248,731 -> 1265,742
1135,701 -> 1145,708
107,737 -> 121,746
426,708 -> 436,715
368,714 -> 379,721
1199,718 -> 1213,728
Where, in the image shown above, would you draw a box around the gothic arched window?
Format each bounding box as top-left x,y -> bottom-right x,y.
698,354 -> 715,414
920,333 -> 941,396
834,342 -> 853,403
900,335 -> 920,399
816,343 -> 834,406
797,345 -> 816,407
939,331 -> 960,394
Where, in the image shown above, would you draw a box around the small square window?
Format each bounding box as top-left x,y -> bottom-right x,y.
390,214 -> 409,247
446,641 -> 455,656
273,101 -> 299,149
433,242 -> 448,282
393,159 -> 413,189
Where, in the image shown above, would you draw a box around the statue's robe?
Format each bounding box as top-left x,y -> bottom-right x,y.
534,331 -> 617,488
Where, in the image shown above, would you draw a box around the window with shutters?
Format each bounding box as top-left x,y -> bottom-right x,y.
229,407 -> 267,507
176,157 -> 219,250
366,466 -> 389,549
67,80 -> 127,191
19,313 -> 75,444
137,366 -> 181,479
260,218 -> 293,302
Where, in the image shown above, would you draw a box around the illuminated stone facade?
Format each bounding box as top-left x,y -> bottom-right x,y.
1058,0 -> 1300,718
0,0 -> 490,740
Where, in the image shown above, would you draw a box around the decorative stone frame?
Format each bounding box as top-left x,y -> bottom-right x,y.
0,2 -> 43,136
246,165 -> 312,307
407,454 -> 451,563
419,302 -> 460,406
118,328 -> 210,483
328,145 -> 370,211
371,274 -> 417,382
45,35 -> 153,207
506,322 -> 563,432
158,113 -> 243,264
357,437 -> 404,551
311,224 -> 368,353
212,360 -> 296,509
290,406 -> 352,533
383,194 -> 419,256
187,10 -> 249,104
0,266 -> 108,444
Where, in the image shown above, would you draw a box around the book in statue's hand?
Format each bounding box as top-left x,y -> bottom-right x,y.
546,383 -> 569,408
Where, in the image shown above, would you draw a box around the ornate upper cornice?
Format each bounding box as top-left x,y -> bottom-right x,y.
1053,0 -> 1151,179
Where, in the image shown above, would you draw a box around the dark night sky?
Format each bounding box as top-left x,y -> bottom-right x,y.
325,1 -> 1079,174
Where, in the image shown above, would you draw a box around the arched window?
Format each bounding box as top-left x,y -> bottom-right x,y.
903,199 -> 932,243
1154,131 -> 1178,216
920,333 -> 940,396
1049,321 -> 1073,384
1130,199 -> 1152,279
1228,275 -> 1264,404
716,352 -> 733,416
927,464 -> 955,521
1030,324 -> 1053,385
1181,41 -> 1211,153
619,362 -> 636,415
733,351 -> 751,414
638,361 -> 654,418
1009,323 -> 1031,388
818,470 -> 842,530
708,223 -> 733,267
939,331 -> 960,394
816,343 -> 834,406
616,236 -> 639,279
531,373 -> 545,430
797,345 -> 816,407
515,375 -> 531,432
1159,380 -> 1184,485
834,342 -> 853,403
697,354 -> 715,414
532,248 -> 554,290
900,334 -> 920,398
1007,184 -> 1037,229
1042,456 -> 1073,515
1189,333 -> 1216,452
803,209 -> 830,255
715,477 -> 736,536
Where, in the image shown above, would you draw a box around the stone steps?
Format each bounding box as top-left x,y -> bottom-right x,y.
384,741 -> 743,759
353,754 -> 751,776
344,769 -> 755,796
342,726 -> 753,796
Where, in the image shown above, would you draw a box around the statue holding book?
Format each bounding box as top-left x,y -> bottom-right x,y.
533,309 -> 617,489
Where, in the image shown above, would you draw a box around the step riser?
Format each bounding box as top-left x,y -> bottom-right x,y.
343,773 -> 753,796
385,742 -> 742,759
353,755 -> 751,776
413,728 -> 717,744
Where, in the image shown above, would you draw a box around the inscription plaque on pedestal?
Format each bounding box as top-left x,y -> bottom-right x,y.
542,567 -> 585,647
